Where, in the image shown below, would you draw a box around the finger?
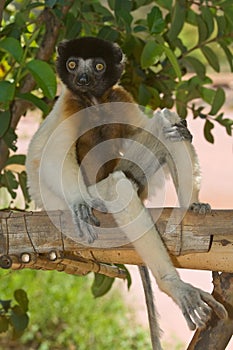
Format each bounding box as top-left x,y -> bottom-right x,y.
201,291 -> 228,319
72,204 -> 99,243
189,202 -> 211,214
180,300 -> 196,330
92,198 -> 108,213
195,305 -> 211,326
87,226 -> 98,243
79,204 -> 100,226
183,296 -> 208,329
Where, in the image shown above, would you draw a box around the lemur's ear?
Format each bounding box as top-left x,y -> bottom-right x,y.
57,41 -> 68,56
112,43 -> 124,64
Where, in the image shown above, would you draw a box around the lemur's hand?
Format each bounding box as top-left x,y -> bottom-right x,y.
163,120 -> 193,142
72,199 -> 107,244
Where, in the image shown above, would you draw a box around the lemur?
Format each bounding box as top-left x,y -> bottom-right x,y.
26,37 -> 227,349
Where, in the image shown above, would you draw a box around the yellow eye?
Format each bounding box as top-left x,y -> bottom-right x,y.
67,60 -> 76,70
95,63 -> 105,71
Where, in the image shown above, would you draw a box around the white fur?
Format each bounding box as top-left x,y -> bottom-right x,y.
26,90 -> 90,211
153,109 -> 201,206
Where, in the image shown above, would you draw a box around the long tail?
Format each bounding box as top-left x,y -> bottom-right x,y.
138,266 -> 163,350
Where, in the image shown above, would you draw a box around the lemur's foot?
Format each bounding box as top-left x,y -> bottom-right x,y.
72,199 -> 107,244
162,277 -> 227,331
189,202 -> 211,214
173,281 -> 227,330
163,120 -> 193,142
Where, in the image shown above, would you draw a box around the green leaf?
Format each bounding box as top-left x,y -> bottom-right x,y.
114,0 -> 133,31
0,81 -> 15,104
64,13 -> 82,39
45,0 -> 57,7
197,16 -> 208,44
184,56 -> 206,78
167,1 -> 186,41
225,6 -> 233,27
201,46 -> 220,72
186,8 -> 197,26
107,0 -> 114,10
176,89 -> 188,119
116,264 -> 132,289
3,127 -> 17,151
147,6 -> 165,34
5,155 -> 26,166
18,171 -> 31,204
215,114 -> 233,136
200,87 -> 215,105
138,84 -> 151,105
216,15 -> 226,37
1,170 -> 18,199
16,92 -> 50,115
147,86 -> 161,109
200,87 -> 225,115
14,289 -> 29,313
219,39 -> 233,71
162,45 -> 182,81
91,273 -> 115,298
201,6 -> 214,39
26,59 -> 57,99
98,26 -> 119,41
0,110 -> 11,138
114,0 -> 132,12
204,119 -> 214,143
209,88 -> 225,115
155,0 -> 172,10
220,0 -> 233,8
0,316 -> 9,333
92,2 -> 114,20
133,25 -> 147,33
141,41 -> 163,69
0,37 -> 23,62
10,306 -> 29,332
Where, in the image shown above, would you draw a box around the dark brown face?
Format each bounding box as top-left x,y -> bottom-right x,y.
63,56 -> 107,95
56,37 -> 124,98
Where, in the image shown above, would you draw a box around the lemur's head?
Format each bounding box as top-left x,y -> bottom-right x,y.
56,37 -> 124,97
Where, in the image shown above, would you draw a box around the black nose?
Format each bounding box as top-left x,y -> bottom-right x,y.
77,73 -> 89,86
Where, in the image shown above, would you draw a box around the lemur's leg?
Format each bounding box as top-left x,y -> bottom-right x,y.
89,171 -> 227,332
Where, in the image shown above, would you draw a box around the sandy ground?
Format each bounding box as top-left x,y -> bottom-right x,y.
15,74 -> 233,349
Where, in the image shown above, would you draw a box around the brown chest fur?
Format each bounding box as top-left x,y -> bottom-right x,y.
62,86 -> 135,186
76,123 -> 124,185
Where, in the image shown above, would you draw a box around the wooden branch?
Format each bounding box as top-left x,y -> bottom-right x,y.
0,209 -> 233,275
